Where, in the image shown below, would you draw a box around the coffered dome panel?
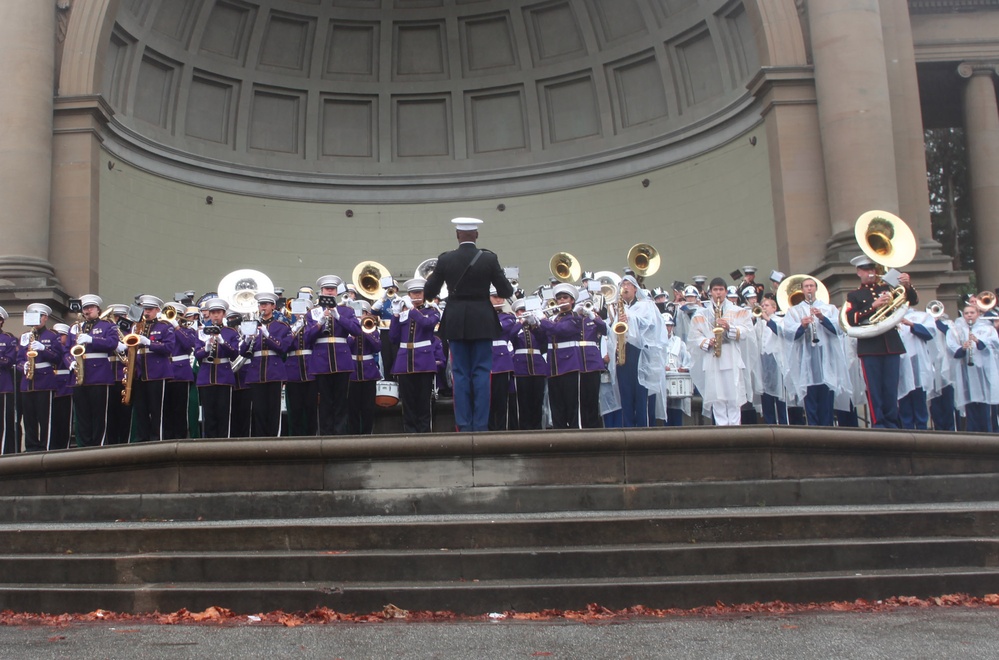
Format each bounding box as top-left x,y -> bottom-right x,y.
103,0 -> 761,201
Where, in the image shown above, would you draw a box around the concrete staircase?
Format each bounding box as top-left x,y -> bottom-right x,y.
1,426 -> 999,614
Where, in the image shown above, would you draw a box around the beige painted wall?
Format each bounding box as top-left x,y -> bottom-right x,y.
98,124 -> 776,303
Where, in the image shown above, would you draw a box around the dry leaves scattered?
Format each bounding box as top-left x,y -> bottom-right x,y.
3,593 -> 998,627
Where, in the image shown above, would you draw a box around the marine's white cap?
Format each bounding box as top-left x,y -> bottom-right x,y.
451,217 -> 483,231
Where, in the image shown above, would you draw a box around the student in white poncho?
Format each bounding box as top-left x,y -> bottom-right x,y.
946,303 -> 999,432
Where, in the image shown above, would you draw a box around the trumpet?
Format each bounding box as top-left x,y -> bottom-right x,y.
361,316 -> 379,334
926,300 -> 945,318
752,305 -> 764,318
70,344 -> 87,385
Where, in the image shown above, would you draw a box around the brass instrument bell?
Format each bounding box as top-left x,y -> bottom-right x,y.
926,300 -> 945,318
855,210 -> 917,270
218,269 -> 275,316
627,243 -> 661,277
549,252 -> 581,283
976,291 -> 997,312
352,261 -> 390,301
775,274 -> 830,312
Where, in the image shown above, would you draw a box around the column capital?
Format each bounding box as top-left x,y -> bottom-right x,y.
957,61 -> 999,79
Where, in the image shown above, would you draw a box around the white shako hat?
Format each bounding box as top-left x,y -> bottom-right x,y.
661,312 -> 675,326
206,298 -> 229,312
552,283 -> 577,300
741,286 -> 758,299
316,275 -> 342,290
80,294 -> 103,309
138,295 -> 164,310
53,323 -> 70,335
451,217 -> 483,231
185,306 -> 201,317
26,303 -> 53,316
512,299 -> 526,312
0,306 -> 7,321
403,278 -> 426,292
683,285 -> 700,298
726,286 -> 739,297
254,291 -> 278,305
109,304 -> 129,317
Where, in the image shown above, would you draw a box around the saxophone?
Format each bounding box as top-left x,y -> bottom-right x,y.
25,329 -> 39,381
121,318 -> 146,405
712,301 -> 725,358
614,297 -> 628,366
71,319 -> 95,386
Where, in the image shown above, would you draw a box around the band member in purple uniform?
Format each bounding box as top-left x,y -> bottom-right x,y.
511,300 -> 549,430
347,301 -> 382,435
163,302 -> 195,439
194,298 -> 240,439
50,323 -> 74,449
284,305 -> 315,437
576,292 -> 607,428
0,306 -> 17,454
131,295 -> 177,442
390,278 -> 441,433
539,284 -> 584,429
305,275 -> 361,436
228,310 -> 253,438
68,295 -> 120,446
18,303 -> 65,451
243,291 -> 292,438
489,287 -> 518,431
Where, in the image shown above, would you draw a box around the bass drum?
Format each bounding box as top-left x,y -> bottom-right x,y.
375,380 -> 400,408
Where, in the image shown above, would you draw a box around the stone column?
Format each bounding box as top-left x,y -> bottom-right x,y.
0,2 -> 58,284
807,0 -> 899,235
959,62 -> 999,290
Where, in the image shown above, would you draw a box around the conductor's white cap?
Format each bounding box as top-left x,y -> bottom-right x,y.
451,217 -> 483,231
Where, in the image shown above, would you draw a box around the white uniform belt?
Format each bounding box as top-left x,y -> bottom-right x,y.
171,355 -> 190,362
401,340 -> 431,349
210,357 -> 231,364
55,369 -> 70,375
578,341 -> 598,347
288,349 -> 313,357
253,350 -> 275,357
515,348 -> 541,355
32,362 -> 52,369
553,341 -> 579,349
316,337 -> 347,344
492,340 -> 509,347
83,352 -> 110,359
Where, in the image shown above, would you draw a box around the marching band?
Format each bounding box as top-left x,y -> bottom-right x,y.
2,211 -> 999,453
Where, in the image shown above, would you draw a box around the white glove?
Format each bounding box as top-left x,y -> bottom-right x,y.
400,310 -> 410,324
260,325 -> 270,338
291,320 -> 303,334
23,363 -> 30,375
20,332 -> 31,346
69,361 -> 78,372
117,342 -> 127,353
30,341 -> 45,351
76,334 -> 93,345
403,297 -> 414,311
310,307 -> 324,322
329,307 -> 340,320
138,335 -> 152,346
168,318 -> 179,328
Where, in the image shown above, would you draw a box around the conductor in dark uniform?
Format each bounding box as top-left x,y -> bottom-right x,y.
843,254 -> 917,428
424,218 -> 514,432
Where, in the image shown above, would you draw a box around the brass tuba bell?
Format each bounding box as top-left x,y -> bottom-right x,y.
775,274 -> 830,312
549,252 -> 581,283
855,210 -> 917,270
627,243 -> 661,277
351,261 -> 390,301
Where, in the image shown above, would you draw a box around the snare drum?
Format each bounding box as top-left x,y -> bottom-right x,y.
375,380 -> 400,408
665,372 -> 693,398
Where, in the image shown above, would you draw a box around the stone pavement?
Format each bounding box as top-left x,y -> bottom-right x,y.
1,608 -> 997,659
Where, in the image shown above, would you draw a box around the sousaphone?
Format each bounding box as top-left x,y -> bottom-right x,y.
218,269 -> 275,316
549,252 -> 581,283
627,243 -> 660,277
775,274 -> 830,312
351,261 -> 390,301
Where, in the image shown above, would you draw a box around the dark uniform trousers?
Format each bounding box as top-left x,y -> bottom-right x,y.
230,387 -> 252,438
200,385 -> 232,439
347,380 -> 377,435
316,373 -> 350,436
133,378 -> 167,441
163,381 -> 190,439
105,383 -> 131,444
21,391 -> 54,452
398,372 -> 434,433
250,382 -> 282,437
0,391 -> 16,454
285,380 -> 317,436
579,371 -> 604,429
548,372 -> 579,429
74,384 -> 110,447
488,372 -> 511,431
515,375 -> 546,430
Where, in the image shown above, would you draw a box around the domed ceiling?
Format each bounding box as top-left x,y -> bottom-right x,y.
103,0 -> 760,200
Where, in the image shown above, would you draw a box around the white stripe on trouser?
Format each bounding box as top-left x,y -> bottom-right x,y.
99,387 -> 109,447
226,390 -> 233,439
711,400 -> 742,426
45,392 -> 54,451
158,384 -> 166,441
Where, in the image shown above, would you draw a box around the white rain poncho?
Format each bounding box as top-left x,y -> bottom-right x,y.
838,335 -> 867,413
755,314 -> 787,401
946,318 -> 999,413
606,282 -> 670,421
930,317 -> 956,396
783,298 -> 850,405
897,309 -> 938,399
687,299 -> 754,411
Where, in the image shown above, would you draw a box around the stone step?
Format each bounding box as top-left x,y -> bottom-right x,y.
2,567 -> 999,615
0,538 -> 993,585
2,506 -> 998,554
6,473 -> 999,522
